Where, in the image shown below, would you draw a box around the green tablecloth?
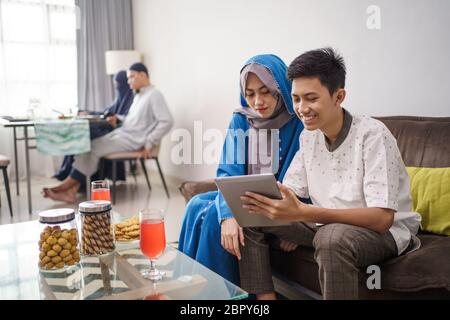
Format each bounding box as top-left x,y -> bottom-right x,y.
34,119 -> 91,156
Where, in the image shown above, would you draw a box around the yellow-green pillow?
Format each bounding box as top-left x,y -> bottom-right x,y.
406,167 -> 450,236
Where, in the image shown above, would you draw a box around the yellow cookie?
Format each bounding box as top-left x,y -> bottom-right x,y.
122,224 -> 139,233
116,216 -> 138,227
127,230 -> 140,237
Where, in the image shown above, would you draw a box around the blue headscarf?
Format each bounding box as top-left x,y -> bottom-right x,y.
239,54 -> 295,115
215,54 -> 305,222
105,70 -> 134,116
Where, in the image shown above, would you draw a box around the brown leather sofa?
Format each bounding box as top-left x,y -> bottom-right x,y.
178,116 -> 450,299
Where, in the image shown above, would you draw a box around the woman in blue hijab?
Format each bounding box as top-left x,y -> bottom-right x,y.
178,54 -> 304,285
53,70 -> 134,181
104,70 -> 134,118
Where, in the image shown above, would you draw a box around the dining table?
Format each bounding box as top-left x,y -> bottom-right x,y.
0,116 -> 109,214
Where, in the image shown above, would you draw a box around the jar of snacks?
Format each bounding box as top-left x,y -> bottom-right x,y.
79,200 -> 115,256
38,208 -> 80,270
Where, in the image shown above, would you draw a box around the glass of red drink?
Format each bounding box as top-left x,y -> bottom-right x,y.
139,208 -> 166,281
91,180 -> 111,201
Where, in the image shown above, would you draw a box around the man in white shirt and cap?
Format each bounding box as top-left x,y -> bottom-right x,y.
239,48 -> 421,300
43,63 -> 174,203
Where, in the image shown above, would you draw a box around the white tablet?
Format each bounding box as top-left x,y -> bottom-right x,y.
215,173 -> 291,227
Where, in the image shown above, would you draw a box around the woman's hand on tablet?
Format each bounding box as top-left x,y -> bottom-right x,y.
279,239 -> 298,252
220,218 -> 245,260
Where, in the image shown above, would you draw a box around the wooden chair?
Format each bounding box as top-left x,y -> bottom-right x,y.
0,154 -> 13,216
101,145 -> 170,204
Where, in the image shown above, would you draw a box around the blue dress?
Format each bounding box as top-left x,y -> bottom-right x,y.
179,113 -> 303,285
178,54 -> 304,285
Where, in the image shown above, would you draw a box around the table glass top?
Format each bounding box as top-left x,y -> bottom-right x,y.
0,220 -> 248,300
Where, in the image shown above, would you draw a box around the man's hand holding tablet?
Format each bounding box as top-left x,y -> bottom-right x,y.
241,181 -> 310,222
215,174 -> 294,228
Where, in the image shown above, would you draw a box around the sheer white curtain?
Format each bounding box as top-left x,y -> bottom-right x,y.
0,0 -> 77,180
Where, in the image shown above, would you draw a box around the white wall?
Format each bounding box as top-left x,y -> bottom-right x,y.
133,0 -> 450,181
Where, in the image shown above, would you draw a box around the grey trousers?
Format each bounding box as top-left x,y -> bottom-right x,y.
238,222 -> 398,300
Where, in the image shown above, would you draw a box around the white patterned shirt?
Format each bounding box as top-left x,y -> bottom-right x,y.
117,85 -> 174,150
283,114 -> 421,255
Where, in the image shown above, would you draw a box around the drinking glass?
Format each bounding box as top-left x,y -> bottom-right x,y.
91,180 -> 111,201
139,209 -> 166,281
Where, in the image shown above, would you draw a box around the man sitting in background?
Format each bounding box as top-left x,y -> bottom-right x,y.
43,62 -> 174,203
53,70 -> 134,182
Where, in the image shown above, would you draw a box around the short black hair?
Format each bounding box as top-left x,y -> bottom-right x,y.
129,62 -> 149,77
287,47 -> 346,95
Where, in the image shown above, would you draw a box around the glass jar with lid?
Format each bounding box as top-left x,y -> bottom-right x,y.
79,200 -> 115,256
38,208 -> 80,270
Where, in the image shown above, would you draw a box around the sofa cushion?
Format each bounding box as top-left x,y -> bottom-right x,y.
375,116 -> 450,168
407,167 -> 450,236
380,234 -> 450,291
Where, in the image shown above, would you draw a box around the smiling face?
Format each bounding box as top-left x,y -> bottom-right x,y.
291,76 -> 346,132
244,72 -> 278,118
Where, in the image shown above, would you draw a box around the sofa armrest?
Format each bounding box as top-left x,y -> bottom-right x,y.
178,180 -> 218,203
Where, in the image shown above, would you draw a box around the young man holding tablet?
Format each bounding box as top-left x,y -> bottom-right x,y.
239,48 -> 421,300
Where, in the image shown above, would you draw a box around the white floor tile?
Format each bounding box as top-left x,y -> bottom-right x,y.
0,169 -> 188,243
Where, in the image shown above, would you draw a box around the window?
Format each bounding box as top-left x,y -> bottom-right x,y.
0,0 -> 77,117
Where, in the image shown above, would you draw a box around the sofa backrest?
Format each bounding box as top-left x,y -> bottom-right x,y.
375,116 -> 450,168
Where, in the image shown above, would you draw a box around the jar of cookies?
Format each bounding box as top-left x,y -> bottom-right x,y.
38,208 -> 80,270
79,200 -> 115,256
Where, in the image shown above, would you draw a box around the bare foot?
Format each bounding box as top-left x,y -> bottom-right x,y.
42,178 -> 79,196
46,187 -> 78,204
41,186 -> 67,197
42,188 -> 49,198
42,187 -> 61,197
49,185 -> 67,192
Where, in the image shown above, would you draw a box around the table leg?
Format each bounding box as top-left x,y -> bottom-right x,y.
13,127 -> 19,195
86,175 -> 90,200
24,126 -> 32,214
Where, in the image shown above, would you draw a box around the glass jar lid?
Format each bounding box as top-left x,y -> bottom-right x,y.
39,208 -> 75,224
78,200 -> 111,214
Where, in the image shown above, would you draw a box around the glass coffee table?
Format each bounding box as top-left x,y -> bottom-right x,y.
0,220 -> 248,300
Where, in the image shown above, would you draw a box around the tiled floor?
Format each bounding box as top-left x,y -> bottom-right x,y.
0,169 -> 188,243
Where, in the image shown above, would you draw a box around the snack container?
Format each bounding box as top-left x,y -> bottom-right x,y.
38,208 -> 80,270
79,200 -> 115,256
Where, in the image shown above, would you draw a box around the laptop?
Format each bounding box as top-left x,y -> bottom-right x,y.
1,116 -> 31,122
